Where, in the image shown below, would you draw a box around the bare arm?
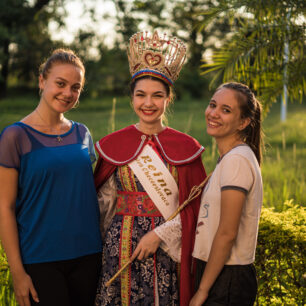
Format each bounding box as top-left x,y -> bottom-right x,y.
190,189 -> 246,306
0,166 -> 39,306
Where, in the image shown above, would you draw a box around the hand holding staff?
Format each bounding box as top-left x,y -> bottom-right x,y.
105,173 -> 212,287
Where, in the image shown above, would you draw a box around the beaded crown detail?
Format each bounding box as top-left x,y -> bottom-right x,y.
127,31 -> 187,86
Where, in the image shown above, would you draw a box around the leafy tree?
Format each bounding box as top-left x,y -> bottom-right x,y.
167,0 -> 228,99
0,0 -> 66,98
67,22 -> 130,98
198,0 -> 306,112
109,0 -> 233,99
70,0 -> 146,98
113,0 -> 143,47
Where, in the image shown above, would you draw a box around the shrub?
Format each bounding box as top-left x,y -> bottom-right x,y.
255,201 -> 306,305
0,250 -> 17,305
1,201 -> 305,305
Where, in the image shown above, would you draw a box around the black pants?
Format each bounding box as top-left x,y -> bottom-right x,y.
194,259 -> 257,306
24,252 -> 102,306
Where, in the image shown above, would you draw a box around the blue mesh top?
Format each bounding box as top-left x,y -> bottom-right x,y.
0,121 -> 102,264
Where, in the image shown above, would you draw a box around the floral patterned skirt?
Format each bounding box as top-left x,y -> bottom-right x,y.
95,214 -> 179,306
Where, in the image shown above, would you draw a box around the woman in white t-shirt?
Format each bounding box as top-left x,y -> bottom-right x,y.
190,82 -> 263,306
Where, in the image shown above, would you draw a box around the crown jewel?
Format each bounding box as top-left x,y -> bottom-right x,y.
127,31 -> 187,86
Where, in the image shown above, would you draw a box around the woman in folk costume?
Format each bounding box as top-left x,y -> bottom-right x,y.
94,31 -> 207,306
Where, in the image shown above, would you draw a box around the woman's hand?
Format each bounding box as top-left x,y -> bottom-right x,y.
189,288 -> 209,306
12,270 -> 39,306
131,230 -> 161,261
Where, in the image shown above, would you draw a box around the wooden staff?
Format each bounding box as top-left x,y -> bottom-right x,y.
105,173 -> 212,287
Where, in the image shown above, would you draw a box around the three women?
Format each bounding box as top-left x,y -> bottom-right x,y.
1,33 -> 263,306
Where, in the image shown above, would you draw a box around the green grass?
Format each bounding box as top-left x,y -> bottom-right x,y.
0,93 -> 305,304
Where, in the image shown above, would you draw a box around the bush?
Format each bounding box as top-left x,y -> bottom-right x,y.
255,201 -> 306,305
1,201 -> 305,305
0,250 -> 17,305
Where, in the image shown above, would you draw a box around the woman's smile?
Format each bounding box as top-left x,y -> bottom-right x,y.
206,119 -> 222,128
141,108 -> 157,115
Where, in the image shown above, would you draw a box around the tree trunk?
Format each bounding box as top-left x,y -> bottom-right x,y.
0,39 -> 9,99
0,0 -> 51,99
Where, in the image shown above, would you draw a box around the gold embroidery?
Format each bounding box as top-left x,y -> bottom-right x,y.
120,216 -> 133,305
118,165 -> 137,192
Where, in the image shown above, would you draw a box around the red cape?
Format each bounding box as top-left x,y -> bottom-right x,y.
94,125 -> 206,306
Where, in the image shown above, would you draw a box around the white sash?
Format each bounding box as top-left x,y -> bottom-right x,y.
129,144 -> 179,220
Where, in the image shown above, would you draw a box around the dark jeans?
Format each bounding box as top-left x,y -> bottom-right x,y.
24,252 -> 102,306
194,259 -> 257,306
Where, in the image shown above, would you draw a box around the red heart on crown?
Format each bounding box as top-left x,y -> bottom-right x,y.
144,52 -> 162,67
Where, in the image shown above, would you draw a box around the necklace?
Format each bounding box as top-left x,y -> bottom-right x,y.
35,109 -> 64,142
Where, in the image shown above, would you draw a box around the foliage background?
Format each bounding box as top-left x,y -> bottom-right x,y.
0,0 -> 305,305
1,0 -> 304,109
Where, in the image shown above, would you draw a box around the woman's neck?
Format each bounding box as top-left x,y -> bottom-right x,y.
35,103 -> 65,126
135,122 -> 165,135
216,136 -> 245,158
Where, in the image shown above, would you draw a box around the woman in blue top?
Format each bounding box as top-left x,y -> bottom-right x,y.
0,49 -> 102,306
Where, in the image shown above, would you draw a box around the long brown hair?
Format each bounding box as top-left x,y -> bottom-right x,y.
217,82 -> 263,165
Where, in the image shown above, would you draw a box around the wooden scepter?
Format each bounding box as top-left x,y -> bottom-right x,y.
105,173 -> 212,287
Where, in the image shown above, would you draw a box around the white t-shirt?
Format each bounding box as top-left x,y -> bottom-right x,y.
193,145 -> 263,265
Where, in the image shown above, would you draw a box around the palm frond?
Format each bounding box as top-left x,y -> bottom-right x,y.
199,4 -> 305,112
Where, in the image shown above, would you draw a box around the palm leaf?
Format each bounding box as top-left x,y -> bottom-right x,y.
198,1 -> 305,112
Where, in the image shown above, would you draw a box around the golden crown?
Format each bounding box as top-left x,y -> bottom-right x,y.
127,31 -> 187,86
